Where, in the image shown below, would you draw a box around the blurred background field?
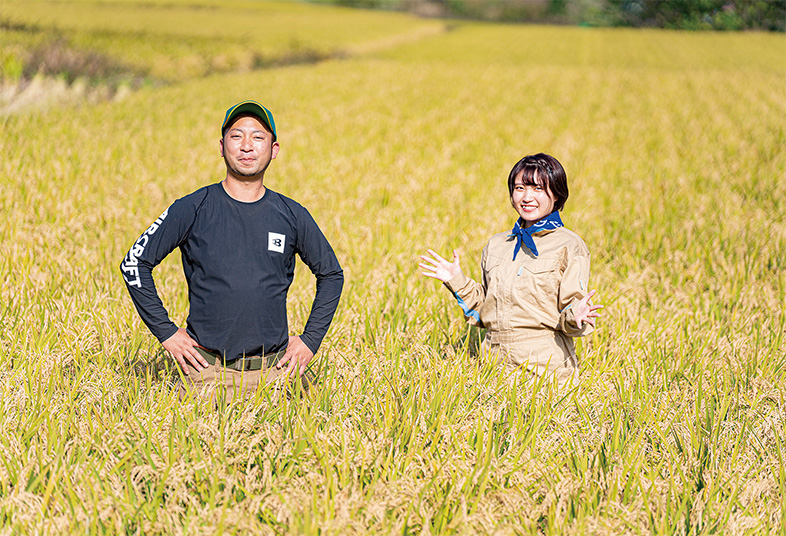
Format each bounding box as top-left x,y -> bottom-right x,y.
0,0 -> 441,114
1,1 -> 785,534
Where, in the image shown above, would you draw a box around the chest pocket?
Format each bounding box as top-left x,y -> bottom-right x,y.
521,255 -> 561,275
517,255 -> 562,302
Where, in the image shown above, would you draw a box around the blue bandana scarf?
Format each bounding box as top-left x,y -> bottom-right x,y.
509,211 -> 564,259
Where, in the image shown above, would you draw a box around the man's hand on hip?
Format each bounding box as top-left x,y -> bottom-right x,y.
277,335 -> 314,377
162,328 -> 209,375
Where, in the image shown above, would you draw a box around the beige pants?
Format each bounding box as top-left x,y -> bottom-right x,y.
178,359 -> 297,403
483,329 -> 579,388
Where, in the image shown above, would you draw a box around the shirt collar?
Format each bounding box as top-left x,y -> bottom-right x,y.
508,211 -> 563,259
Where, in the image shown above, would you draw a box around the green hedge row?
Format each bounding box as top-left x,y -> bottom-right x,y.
309,0 -> 785,31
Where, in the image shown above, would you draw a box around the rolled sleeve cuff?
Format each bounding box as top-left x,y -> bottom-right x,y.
443,271 -> 470,294
560,306 -> 594,337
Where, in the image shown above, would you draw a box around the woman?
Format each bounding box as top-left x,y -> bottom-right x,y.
420,153 -> 602,387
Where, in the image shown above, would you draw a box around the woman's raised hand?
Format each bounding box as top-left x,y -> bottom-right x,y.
573,289 -> 604,328
420,249 -> 462,283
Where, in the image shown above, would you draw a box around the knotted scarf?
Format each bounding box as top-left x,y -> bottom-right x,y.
509,211 -> 564,260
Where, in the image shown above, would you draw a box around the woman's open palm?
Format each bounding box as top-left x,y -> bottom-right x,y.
420,249 -> 462,283
573,289 -> 603,328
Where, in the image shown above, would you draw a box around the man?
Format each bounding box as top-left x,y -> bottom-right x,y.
120,100 -> 344,401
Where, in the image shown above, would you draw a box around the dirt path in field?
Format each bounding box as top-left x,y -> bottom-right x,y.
343,23 -> 446,56
0,76 -> 133,116
1,23 -> 448,117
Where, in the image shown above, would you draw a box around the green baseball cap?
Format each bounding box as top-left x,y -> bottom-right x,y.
221,100 -> 277,141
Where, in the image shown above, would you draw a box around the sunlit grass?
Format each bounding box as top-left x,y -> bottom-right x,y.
1,2 -> 784,534
1,0 -> 442,82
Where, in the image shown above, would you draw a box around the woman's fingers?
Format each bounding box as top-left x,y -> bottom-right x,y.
419,263 -> 446,277
421,251 -> 453,269
581,290 -> 602,308
419,255 -> 440,268
427,249 -> 448,263
574,291 -> 603,328
420,249 -> 458,283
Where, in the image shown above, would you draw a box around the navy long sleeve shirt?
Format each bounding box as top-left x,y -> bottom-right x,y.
120,183 -> 343,360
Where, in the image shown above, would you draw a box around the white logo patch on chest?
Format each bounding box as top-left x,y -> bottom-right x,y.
268,232 -> 285,253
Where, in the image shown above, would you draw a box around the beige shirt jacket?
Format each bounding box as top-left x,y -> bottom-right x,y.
444,225 -> 593,386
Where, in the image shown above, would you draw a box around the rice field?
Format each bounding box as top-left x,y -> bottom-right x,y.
1,1 -> 785,534
0,0 -> 442,81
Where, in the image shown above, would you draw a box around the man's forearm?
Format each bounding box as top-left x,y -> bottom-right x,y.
299,271 -> 344,353
120,257 -> 178,342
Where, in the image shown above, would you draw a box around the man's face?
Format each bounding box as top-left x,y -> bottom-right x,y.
220,114 -> 279,179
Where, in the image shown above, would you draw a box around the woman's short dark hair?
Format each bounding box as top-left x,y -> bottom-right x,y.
507,153 -> 569,212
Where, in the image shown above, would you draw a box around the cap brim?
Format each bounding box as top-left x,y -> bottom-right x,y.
222,101 -> 276,140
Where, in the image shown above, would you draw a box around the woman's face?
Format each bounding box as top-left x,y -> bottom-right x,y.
511,171 -> 555,228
